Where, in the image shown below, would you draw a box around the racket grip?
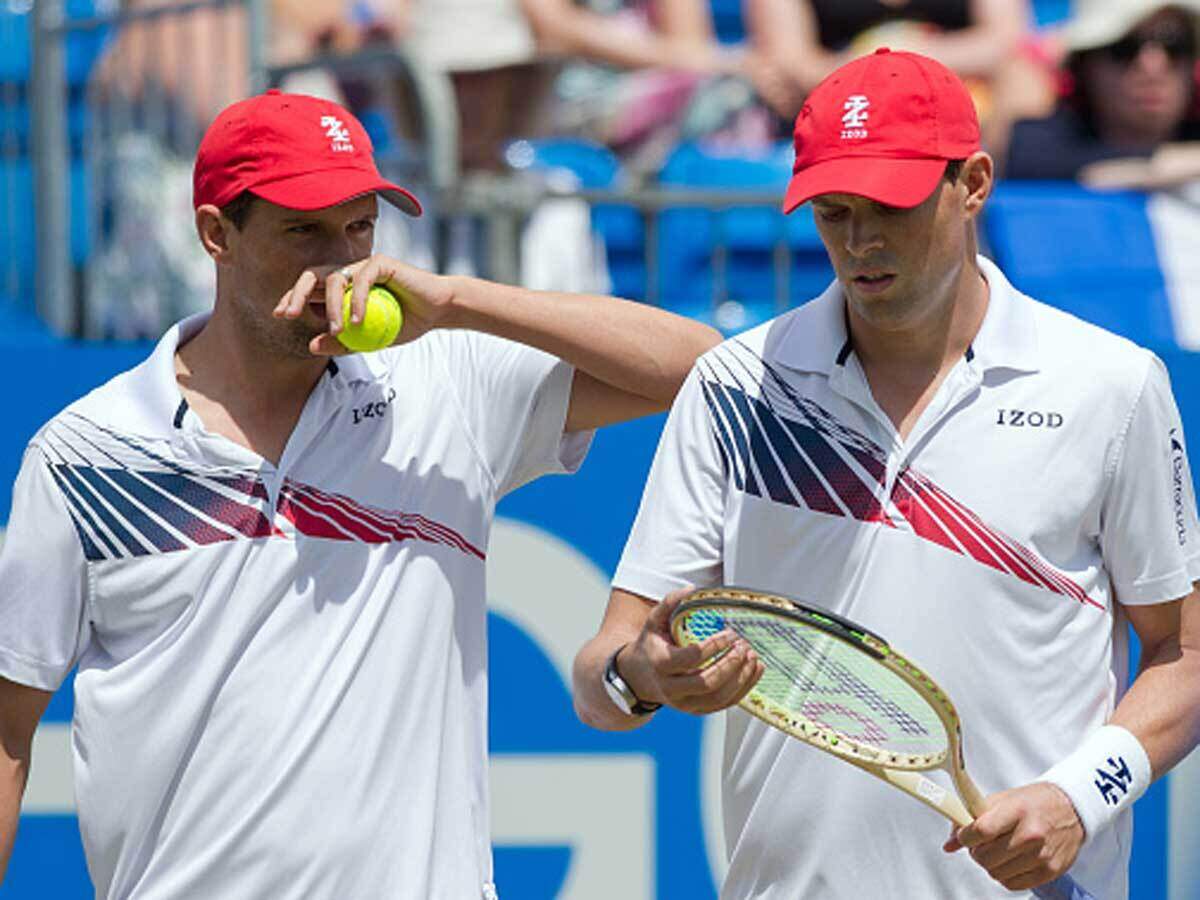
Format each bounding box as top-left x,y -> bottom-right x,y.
1032,873 -> 1096,900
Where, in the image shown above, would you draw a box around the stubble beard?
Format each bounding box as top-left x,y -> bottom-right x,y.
232,295 -> 324,361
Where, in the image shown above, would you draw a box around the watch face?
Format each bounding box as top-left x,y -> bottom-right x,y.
604,652 -> 637,715
604,672 -> 636,716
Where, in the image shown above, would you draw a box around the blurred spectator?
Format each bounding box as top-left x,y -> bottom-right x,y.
1006,0 -> 1200,188
533,0 -> 784,168
92,0 -> 335,134
741,0 -> 1051,145
348,0 -> 784,171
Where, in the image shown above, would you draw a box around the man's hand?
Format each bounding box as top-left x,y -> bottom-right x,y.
618,588 -> 764,715
943,782 -> 1085,892
274,255 -> 457,355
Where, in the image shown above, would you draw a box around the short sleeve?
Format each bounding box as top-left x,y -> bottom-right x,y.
612,367 -> 725,602
431,331 -> 593,498
0,444 -> 92,690
1100,355 -> 1200,605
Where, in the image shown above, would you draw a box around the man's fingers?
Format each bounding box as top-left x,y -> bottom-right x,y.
668,653 -> 763,714
662,640 -> 756,698
705,655 -> 763,710
657,630 -> 737,675
968,832 -> 1027,872
325,266 -> 351,332
645,588 -> 690,634
308,333 -> 349,357
276,269 -> 320,319
956,804 -> 1019,850
985,853 -> 1041,887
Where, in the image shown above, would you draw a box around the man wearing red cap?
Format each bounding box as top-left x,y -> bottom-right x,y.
0,91 -> 720,898
574,49 -> 1200,898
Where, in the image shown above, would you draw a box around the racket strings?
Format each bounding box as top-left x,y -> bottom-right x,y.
684,608 -> 948,757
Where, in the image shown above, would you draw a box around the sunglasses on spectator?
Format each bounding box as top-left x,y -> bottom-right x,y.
1099,26 -> 1197,65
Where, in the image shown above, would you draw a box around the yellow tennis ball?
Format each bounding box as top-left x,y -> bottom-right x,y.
337,284 -> 403,353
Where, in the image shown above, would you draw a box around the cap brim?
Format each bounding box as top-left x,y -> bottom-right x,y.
251,168 -> 422,217
782,156 -> 949,214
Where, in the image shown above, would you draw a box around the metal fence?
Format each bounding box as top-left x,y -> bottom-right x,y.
19,1 -> 814,339
24,0 -> 269,336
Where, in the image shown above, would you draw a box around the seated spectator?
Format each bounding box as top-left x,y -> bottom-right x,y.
350,0 -> 784,171
742,0 -> 1048,140
526,0 -> 784,167
1005,0 -> 1200,188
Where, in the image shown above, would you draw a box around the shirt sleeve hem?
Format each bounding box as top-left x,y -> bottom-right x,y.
0,647 -> 66,692
612,564 -> 700,604
1114,564 -> 1199,606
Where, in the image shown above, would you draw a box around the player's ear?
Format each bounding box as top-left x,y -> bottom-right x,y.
195,204 -> 232,262
961,151 -> 994,220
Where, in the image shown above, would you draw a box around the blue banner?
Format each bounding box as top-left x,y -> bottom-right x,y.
1,339 -> 1197,899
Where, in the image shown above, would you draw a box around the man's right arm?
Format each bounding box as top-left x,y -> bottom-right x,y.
572,588 -> 762,731
0,678 -> 52,882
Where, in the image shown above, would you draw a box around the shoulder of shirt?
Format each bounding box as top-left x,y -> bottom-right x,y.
1021,290 -> 1157,398
695,305 -> 814,372
27,352 -> 164,451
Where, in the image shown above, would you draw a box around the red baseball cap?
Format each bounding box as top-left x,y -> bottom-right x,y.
782,49 -> 980,214
193,90 -> 422,216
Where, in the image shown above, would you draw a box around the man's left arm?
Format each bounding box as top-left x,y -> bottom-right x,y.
950,354 -> 1200,892
1113,593 -> 1200,777
289,257 -> 724,430
949,591 -> 1200,892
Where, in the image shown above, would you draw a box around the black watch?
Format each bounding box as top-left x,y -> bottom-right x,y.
603,645 -> 662,716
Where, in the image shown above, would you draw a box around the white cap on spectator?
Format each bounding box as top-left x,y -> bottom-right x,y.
1064,0 -> 1200,53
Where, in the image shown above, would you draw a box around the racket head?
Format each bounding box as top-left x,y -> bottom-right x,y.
671,587 -> 965,772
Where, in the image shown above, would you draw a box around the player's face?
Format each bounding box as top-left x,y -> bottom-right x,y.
810,172 -> 972,332
223,194 -> 378,358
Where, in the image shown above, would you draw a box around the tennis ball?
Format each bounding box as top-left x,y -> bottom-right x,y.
337,284 -> 403,353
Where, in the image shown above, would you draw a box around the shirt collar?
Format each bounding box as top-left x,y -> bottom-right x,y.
773,255 -> 1040,376
121,312 -> 392,438
969,255 -> 1040,374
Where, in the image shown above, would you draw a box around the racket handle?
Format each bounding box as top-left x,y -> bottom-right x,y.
1033,873 -> 1096,900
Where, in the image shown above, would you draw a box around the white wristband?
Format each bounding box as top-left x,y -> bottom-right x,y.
1039,725 -> 1152,843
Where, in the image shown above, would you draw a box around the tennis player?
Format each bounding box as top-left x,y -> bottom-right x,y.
0,91 -> 720,899
573,49 -> 1200,898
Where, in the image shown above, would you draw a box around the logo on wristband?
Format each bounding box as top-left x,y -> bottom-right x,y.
1094,755 -> 1134,806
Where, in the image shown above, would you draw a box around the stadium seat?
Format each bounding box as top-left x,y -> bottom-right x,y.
0,0 -> 111,85
505,138 -> 647,301
1031,0 -> 1071,27
709,0 -> 746,44
985,183 -> 1176,347
655,140 -> 832,332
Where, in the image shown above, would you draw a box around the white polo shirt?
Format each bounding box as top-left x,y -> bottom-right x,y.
613,257 -> 1200,900
0,314 -> 591,900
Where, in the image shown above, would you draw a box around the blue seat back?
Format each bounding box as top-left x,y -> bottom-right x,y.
985,182 -> 1175,346
655,141 -> 832,331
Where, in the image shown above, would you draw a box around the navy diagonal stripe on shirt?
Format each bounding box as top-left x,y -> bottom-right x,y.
747,396 -> 842,514
55,465 -> 152,558
707,382 -> 764,498
106,469 -> 237,546
723,386 -> 795,505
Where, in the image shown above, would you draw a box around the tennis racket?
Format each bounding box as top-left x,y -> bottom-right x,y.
670,586 -> 1095,900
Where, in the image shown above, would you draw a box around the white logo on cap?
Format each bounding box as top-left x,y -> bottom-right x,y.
841,95 -> 870,140
321,115 -> 354,153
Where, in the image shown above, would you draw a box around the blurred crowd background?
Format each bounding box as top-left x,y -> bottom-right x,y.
9,0 -> 1200,344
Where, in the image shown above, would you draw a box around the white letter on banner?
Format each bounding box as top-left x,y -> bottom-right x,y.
487,518 -> 655,899
24,723 -> 75,814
